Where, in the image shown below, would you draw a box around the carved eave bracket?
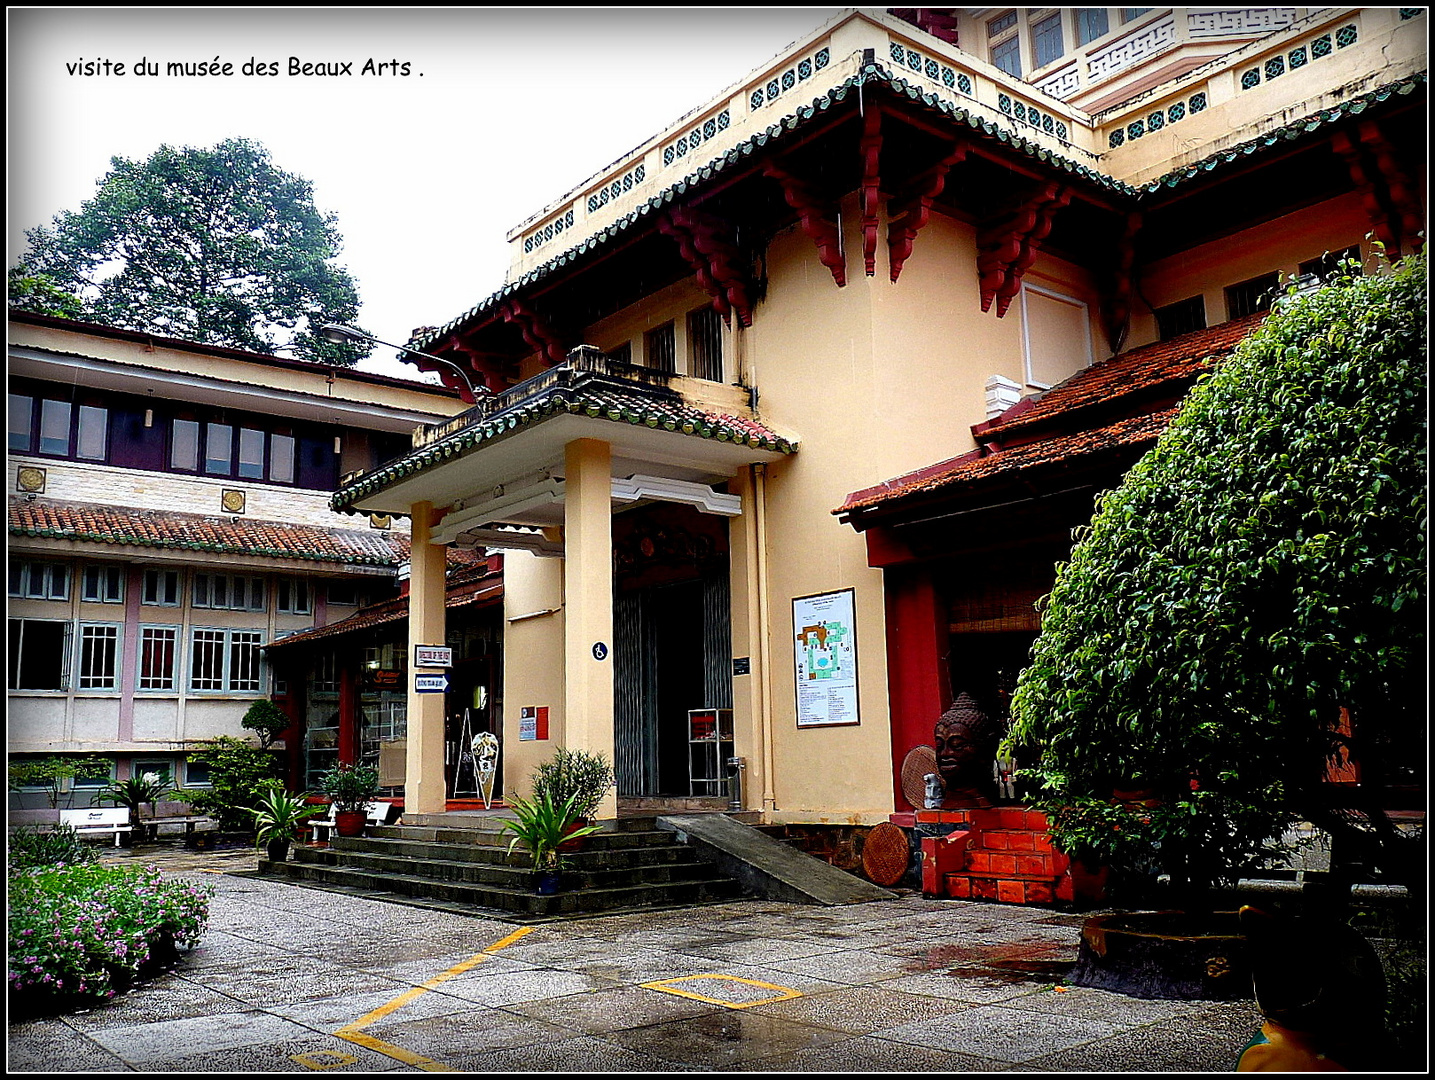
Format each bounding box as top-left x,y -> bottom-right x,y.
659,206 -> 755,327
859,108 -> 884,277
447,335 -> 519,394
887,143 -> 968,283
763,160 -> 847,287
1332,120 -> 1424,256
500,298 -> 567,369
1099,212 -> 1142,354
976,182 -> 1073,317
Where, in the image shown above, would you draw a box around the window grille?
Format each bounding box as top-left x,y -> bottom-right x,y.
645,323 -> 676,374
1225,273 -> 1279,320
78,624 -> 120,690
1155,296 -> 1207,340
688,308 -> 724,382
138,627 -> 179,691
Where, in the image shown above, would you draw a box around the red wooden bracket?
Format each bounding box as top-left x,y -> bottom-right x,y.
1357,120 -> 1424,254
659,207 -> 755,327
763,161 -> 847,287
500,298 -> 567,368
448,335 -> 516,394
1331,128 -> 1400,254
1100,212 -> 1142,353
859,107 -> 884,277
886,143 -> 968,283
976,182 -> 1072,317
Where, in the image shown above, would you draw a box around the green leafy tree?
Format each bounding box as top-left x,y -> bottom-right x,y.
8,755 -> 113,809
1008,254 -> 1426,899
12,138 -> 370,365
241,699 -> 292,750
7,266 -> 82,318
174,736 -> 284,830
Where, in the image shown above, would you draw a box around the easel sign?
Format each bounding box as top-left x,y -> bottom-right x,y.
792,588 -> 860,728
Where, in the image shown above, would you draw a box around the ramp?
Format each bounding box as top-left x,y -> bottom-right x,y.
657,814 -> 898,906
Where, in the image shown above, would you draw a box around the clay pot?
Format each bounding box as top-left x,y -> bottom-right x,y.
334,810 -> 367,837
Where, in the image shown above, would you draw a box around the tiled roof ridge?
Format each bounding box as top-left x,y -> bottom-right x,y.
979,312 -> 1268,443
264,575 -> 504,651
332,379 -> 797,513
9,497 -> 407,567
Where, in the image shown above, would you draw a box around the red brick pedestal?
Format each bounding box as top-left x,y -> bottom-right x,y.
918,806 -> 1080,905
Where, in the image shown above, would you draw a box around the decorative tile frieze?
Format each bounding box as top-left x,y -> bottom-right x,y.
1087,17 -> 1176,81
1240,24 -> 1356,92
748,46 -> 829,112
1107,89 -> 1212,148
662,109 -> 731,167
997,92 -> 1070,143
887,41 -> 973,100
1036,66 -> 1081,101
586,163 -> 647,214
1187,8 -> 1297,38
523,208 -> 576,255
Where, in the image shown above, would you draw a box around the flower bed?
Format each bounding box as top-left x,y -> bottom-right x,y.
7,862 -> 214,1015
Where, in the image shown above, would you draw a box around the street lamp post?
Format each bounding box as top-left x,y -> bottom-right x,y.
317,324 -> 488,402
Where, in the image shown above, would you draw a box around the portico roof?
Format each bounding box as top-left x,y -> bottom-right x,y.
331,350 -> 796,529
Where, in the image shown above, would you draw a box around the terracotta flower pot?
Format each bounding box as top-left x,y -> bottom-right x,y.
334,810 -> 367,837
557,819 -> 591,854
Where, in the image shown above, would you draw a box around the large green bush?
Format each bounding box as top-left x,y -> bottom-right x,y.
1009,254 -> 1426,896
174,736 -> 284,830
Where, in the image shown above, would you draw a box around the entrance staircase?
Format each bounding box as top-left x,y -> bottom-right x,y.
262,814 -> 743,922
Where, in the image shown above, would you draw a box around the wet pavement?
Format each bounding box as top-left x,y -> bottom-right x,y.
8,843 -> 1262,1072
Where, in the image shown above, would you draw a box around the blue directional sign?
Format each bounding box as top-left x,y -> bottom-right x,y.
414,673 -> 449,694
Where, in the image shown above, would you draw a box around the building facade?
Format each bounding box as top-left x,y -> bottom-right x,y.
7,314 -> 465,805
325,8 -> 1424,824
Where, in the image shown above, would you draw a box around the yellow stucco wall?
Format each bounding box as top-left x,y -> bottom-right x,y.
499,550 -> 567,802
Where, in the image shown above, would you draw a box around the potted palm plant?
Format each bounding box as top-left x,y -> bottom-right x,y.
318,762 -> 380,837
250,783 -> 320,863
499,790 -> 603,894
96,772 -> 171,844
531,748 -> 615,852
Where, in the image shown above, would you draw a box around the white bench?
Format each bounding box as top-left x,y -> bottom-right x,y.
59,808 -> 133,847
307,801 -> 394,843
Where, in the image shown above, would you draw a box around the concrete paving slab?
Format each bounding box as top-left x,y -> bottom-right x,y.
8,843 -> 1272,1073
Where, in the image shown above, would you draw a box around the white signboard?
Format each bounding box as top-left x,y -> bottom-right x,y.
414,645 -> 453,668
792,588 -> 860,728
414,672 -> 449,694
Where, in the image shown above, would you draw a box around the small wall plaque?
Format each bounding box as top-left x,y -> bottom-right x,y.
370,514 -> 392,530
17,466 -> 46,494
221,489 -> 246,514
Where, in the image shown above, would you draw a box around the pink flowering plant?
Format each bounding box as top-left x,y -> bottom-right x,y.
7,861 -> 213,1011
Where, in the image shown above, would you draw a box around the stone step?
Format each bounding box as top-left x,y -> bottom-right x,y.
292,846 -> 720,891
962,849 -> 1070,876
369,824 -> 679,850
265,856 -> 743,919
329,835 -> 705,869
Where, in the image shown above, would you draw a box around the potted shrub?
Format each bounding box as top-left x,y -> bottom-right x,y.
531,748 -> 614,851
319,762 -> 380,837
499,790 -> 602,894
250,783 -> 321,863
96,772 -> 171,844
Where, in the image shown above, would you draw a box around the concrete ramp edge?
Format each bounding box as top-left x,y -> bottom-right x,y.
656,814 -> 898,906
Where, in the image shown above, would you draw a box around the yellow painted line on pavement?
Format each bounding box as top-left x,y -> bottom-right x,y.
293,925 -> 537,1071
642,973 -> 802,1009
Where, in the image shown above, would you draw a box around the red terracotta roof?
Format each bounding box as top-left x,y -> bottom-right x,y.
7,497 -> 482,571
265,563 -> 503,650
980,312 -> 1266,443
838,314 -> 1266,519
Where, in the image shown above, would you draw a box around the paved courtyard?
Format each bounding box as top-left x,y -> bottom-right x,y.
8,845 -> 1262,1072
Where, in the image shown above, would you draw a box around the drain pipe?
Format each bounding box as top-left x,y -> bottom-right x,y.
753,462 -> 776,814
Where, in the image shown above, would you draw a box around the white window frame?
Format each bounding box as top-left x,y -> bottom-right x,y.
193,572 -> 266,612
81,564 -> 126,604
142,567 -> 182,607
1020,282 -> 1093,391
76,622 -> 122,691
189,626 -> 266,694
11,560 -> 71,601
8,618 -> 73,691
137,624 -> 181,692
131,759 -> 175,787
182,757 -> 213,788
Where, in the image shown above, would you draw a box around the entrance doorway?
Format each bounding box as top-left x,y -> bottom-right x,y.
612,503 -> 732,797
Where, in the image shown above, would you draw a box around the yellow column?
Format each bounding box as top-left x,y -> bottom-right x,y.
563,438 -> 617,819
405,501 -> 448,814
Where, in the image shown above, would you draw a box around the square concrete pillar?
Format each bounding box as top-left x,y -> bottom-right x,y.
563,438 -> 617,819
405,501 -> 448,814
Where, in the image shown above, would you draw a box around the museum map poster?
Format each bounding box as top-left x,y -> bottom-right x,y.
792,588 -> 859,728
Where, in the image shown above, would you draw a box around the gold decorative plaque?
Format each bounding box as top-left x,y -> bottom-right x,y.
17,467 -> 46,493
370,514 -> 392,530
221,489 -> 246,514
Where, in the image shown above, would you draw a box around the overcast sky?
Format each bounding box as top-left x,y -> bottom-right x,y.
8,7 -> 842,380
